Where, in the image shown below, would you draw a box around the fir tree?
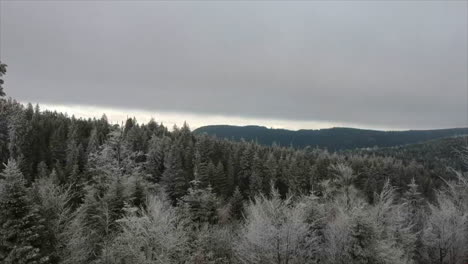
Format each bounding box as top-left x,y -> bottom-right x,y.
0,62 -> 6,97
37,161 -> 49,179
212,162 -> 228,197
229,186 -> 244,220
145,134 -> 166,183
179,180 -> 219,226
0,160 -> 50,263
161,145 -> 188,203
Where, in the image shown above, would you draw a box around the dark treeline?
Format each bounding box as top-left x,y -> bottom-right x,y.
0,97 -> 454,203
194,125 -> 468,151
0,64 -> 467,264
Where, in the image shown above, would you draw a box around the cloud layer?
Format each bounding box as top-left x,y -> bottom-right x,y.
2,1 -> 467,129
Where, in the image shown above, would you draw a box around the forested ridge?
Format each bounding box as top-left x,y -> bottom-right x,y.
194,125 -> 468,150
1,63 -> 467,264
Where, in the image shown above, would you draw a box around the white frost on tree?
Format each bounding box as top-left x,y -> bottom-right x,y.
235,188 -> 316,264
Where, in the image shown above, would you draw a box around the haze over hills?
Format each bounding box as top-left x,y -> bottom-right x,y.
194,125 -> 468,151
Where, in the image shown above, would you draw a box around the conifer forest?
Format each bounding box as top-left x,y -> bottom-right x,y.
0,62 -> 467,264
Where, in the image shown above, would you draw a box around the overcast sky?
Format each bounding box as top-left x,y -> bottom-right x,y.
1,1 -> 467,130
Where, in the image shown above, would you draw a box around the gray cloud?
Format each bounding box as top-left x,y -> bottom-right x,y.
1,1 -> 467,129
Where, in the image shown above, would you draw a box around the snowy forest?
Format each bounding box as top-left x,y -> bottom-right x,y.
0,63 -> 467,264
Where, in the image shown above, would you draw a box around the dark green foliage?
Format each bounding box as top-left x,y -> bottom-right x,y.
131,178 -> 146,209
212,162 -> 228,197
229,187 -> 244,219
145,134 -> 166,183
162,145 -> 189,203
179,181 -> 219,226
1,94 -> 468,264
37,161 -> 49,179
195,125 -> 468,151
0,62 -> 6,97
0,160 -> 51,263
348,215 -> 379,263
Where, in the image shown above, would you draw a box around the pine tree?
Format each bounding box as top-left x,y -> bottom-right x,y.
131,178 -> 146,209
238,145 -> 254,193
105,177 -> 127,226
145,134 -> 166,183
179,181 -> 219,226
264,152 -> 278,193
63,182 -> 125,264
0,62 -> 6,97
49,123 -> 67,171
106,195 -> 188,263
0,160 -> 50,263
193,135 -> 212,186
30,174 -> 72,264
236,188 -> 315,264
37,161 -> 49,179
161,145 -> 188,203
403,178 -> 425,231
229,186 -> 244,220
348,214 -> 379,264
212,162 -> 228,197
86,127 -> 99,155
248,152 -> 264,197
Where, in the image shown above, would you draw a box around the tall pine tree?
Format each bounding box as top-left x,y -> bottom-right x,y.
0,160 -> 50,263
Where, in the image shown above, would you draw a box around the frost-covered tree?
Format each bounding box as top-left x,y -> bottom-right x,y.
30,175 -> 73,263
106,195 -> 188,264
179,180 -> 219,226
229,186 -> 244,220
236,188 -> 316,264
161,145 -> 188,203
421,153 -> 468,264
0,160 -> 50,263
0,62 -> 6,97
145,134 -> 168,183
422,190 -> 467,264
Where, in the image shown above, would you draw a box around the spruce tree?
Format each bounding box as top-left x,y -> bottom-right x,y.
0,160 -> 50,263
229,186 -> 244,220
212,162 -> 228,196
249,152 -> 264,197
145,134 -> 165,183
0,62 -> 6,97
193,135 -> 212,186
37,161 -> 49,179
179,180 -> 219,226
161,145 -> 188,203
86,127 -> 99,155
348,215 -> 379,264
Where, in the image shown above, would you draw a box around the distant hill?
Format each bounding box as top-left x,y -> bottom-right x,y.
352,135 -> 468,171
193,125 -> 468,151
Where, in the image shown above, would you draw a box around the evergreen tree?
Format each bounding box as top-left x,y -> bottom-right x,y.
179,180 -> 219,227
161,145 -> 188,203
236,188 -> 316,264
106,195 -> 188,263
238,145 -> 254,194
193,135 -> 212,186
347,214 -> 379,264
248,152 -> 264,197
145,134 -> 167,183
37,161 -> 49,179
0,160 -> 50,263
229,186 -> 244,220
86,127 -> 99,155
30,175 -> 72,264
212,162 -> 228,197
131,178 -> 146,209
0,62 -> 6,97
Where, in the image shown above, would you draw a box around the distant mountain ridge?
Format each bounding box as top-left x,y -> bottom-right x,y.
193,125 -> 468,151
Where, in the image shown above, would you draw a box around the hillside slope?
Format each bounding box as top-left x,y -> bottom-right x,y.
194,125 -> 468,150
352,135 -> 468,171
